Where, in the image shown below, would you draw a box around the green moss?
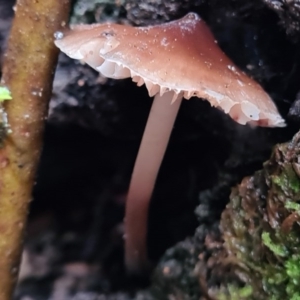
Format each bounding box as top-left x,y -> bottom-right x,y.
272,165 -> 300,194
0,87 -> 12,102
215,134 -> 300,300
0,87 -> 12,145
285,201 -> 300,212
216,285 -> 253,300
262,254 -> 300,299
262,232 -> 288,257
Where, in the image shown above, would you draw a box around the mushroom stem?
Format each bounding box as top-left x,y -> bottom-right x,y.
125,91 -> 183,274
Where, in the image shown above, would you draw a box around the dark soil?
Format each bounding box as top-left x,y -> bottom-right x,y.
1,0 -> 300,299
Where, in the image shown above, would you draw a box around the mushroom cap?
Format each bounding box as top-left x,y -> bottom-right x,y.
55,13 -> 285,127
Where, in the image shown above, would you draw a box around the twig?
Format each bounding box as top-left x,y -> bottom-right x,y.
0,0 -> 70,298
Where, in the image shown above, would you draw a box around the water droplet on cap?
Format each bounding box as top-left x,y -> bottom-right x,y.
186,13 -> 199,20
54,31 -> 64,40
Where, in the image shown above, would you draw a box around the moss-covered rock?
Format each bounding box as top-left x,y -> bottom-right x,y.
211,132 -> 300,299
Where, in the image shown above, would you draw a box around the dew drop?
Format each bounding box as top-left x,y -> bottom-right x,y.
187,13 -> 198,20
54,31 -> 64,40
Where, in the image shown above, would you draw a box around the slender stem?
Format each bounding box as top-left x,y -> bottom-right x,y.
125,91 -> 183,273
0,0 -> 70,298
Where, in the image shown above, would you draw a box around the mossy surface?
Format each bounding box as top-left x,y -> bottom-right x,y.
211,132 -> 300,300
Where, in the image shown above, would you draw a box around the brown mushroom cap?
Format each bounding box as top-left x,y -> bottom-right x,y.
55,13 -> 285,127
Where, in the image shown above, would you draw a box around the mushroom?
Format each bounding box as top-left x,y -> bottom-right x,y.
54,12 -> 285,274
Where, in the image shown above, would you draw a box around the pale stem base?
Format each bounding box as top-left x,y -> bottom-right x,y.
125,91 -> 183,274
